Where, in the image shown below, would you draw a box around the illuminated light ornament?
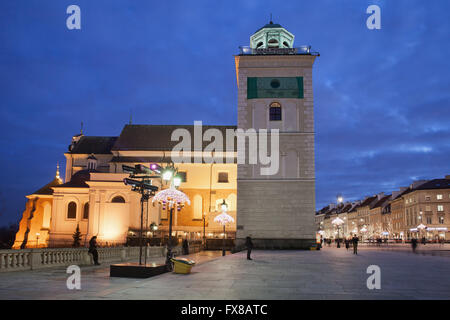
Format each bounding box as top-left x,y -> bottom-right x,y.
152,185 -> 190,208
360,226 -> 368,233
417,223 -> 427,230
214,212 -> 235,225
331,217 -> 344,226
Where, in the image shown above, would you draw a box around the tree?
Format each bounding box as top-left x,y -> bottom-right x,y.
0,223 -> 19,249
72,224 -> 82,247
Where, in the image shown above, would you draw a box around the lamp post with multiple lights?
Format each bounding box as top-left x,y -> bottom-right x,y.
214,199 -> 234,256
151,162 -> 190,270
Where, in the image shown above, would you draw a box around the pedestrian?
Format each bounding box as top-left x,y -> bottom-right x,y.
182,238 -> 189,255
245,236 -> 253,260
411,238 -> 418,253
88,236 -> 100,265
421,236 -> 426,245
352,235 -> 359,255
345,238 -> 349,250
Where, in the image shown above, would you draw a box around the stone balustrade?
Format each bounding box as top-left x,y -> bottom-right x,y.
0,245 -> 188,272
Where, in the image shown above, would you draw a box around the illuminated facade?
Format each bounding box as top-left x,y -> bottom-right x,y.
14,21 -> 318,249
14,125 -> 237,248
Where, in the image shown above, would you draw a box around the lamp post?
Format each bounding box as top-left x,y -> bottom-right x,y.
333,195 -> 344,247
214,199 -> 234,256
203,212 -> 207,249
152,163 -> 190,271
332,217 -> 344,248
122,164 -> 159,265
360,226 -> 367,242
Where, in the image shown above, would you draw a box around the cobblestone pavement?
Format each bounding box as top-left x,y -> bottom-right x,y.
0,248 -> 449,300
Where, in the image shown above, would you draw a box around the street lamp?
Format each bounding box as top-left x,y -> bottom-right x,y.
214,199 -> 234,256
202,212 -> 208,249
331,217 -> 344,248
360,226 -> 367,242
152,164 -> 190,271
417,223 -> 427,241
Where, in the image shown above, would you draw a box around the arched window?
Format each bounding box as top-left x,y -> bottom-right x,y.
283,41 -> 289,48
83,203 -> 89,219
256,41 -> 263,48
269,102 -> 282,121
111,196 -> 125,203
268,38 -> 278,47
67,202 -> 77,219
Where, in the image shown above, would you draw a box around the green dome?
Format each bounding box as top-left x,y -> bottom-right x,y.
250,21 -> 295,49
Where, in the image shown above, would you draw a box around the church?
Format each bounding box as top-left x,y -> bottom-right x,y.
13,21 -> 319,250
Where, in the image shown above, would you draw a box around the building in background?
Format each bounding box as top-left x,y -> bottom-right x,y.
315,176 -> 450,242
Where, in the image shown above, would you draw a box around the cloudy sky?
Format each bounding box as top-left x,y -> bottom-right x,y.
0,0 -> 449,226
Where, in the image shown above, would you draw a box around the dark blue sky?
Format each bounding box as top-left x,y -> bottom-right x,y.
0,1 -> 449,226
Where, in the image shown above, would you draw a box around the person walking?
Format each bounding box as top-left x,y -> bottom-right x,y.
88,236 -> 100,265
352,235 -> 359,255
182,238 -> 189,255
411,238 -> 418,253
245,236 -> 253,260
345,238 -> 350,250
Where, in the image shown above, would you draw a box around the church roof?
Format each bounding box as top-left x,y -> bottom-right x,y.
32,177 -> 63,195
69,136 -> 117,154
54,169 -> 98,188
112,124 -> 237,151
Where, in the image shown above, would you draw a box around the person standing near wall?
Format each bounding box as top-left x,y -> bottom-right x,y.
245,236 -> 253,260
89,236 -> 100,265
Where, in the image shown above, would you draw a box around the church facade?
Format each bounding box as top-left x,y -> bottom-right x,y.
13,22 -> 318,249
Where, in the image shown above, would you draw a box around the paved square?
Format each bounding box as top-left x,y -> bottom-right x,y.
0,248 -> 449,300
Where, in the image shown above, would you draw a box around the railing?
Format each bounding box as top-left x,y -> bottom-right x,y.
238,46 -> 318,56
0,246 -> 182,272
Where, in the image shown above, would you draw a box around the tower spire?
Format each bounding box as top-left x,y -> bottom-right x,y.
80,121 -> 83,134
55,162 -> 62,183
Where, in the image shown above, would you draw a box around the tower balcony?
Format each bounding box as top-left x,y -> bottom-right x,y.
238,46 -> 319,56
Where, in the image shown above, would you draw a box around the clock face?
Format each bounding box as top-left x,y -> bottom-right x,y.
270,79 -> 280,88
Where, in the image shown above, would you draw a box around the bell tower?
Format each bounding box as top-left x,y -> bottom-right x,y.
235,21 -> 319,249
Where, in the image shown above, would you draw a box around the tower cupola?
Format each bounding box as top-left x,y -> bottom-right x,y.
250,21 -> 294,49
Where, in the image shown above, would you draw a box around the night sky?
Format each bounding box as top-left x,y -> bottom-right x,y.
0,1 -> 449,226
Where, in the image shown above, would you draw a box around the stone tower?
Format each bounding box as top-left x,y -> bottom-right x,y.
235,21 -> 318,249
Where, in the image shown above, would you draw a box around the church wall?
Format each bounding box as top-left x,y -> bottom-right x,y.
13,197 -> 54,249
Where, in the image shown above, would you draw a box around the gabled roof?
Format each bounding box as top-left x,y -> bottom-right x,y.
414,178 -> 450,190
112,124 -> 237,152
371,195 -> 391,209
359,196 -> 377,208
69,136 -> 117,154
54,170 -> 97,188
32,177 -> 63,195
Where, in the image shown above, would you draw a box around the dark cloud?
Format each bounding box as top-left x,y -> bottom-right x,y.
0,1 -> 449,224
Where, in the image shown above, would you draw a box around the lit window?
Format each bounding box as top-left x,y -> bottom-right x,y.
83,203 -> 89,219
269,102 -> 282,121
218,172 -> 229,183
425,196 -> 431,201
439,216 -> 444,224
67,202 -> 77,219
177,171 -> 187,182
437,205 -> 444,212
437,194 -> 443,200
